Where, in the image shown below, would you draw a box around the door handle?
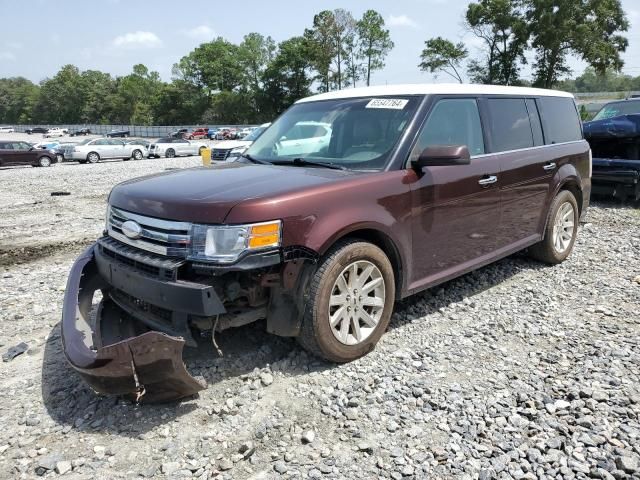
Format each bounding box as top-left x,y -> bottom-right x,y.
543,162 -> 556,171
478,175 -> 497,186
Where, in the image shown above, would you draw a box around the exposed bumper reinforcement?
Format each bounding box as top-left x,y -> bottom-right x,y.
61,245 -> 206,403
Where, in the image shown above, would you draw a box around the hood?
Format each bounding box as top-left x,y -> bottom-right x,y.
108,162 -> 359,224
583,114 -> 640,140
212,140 -> 251,150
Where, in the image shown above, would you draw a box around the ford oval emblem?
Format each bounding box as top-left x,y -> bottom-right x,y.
121,220 -> 143,240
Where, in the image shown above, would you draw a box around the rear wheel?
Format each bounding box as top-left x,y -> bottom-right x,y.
529,190 -> 579,264
166,149 -> 176,158
297,240 -> 395,363
87,152 -> 100,164
38,156 -> 52,167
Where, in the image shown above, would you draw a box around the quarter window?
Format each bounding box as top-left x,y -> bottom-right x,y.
487,98 -> 533,152
537,97 -> 583,144
414,98 -> 485,157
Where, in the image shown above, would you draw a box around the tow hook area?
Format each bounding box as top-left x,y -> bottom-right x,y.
61,245 -> 206,403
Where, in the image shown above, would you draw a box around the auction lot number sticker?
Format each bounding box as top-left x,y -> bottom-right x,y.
366,98 -> 409,110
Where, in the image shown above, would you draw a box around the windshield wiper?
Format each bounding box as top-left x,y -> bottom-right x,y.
276,158 -> 346,170
240,153 -> 272,165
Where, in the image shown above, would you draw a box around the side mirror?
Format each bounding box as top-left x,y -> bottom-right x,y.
412,145 -> 471,169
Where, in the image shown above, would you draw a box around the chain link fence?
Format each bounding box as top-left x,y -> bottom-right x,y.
6,124 -> 256,138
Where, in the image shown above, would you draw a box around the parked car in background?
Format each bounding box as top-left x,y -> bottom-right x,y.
237,127 -> 256,139
0,126 -> 15,133
169,128 -> 188,139
148,137 -> 207,158
126,138 -> 150,149
106,129 -> 130,138
70,128 -> 92,136
0,140 -> 56,167
215,128 -> 232,140
44,127 -> 66,138
25,127 -> 49,135
208,128 -> 220,140
54,142 -> 77,163
188,128 -> 209,140
211,123 -> 271,162
59,84 -> 591,402
583,98 -> 640,201
63,138 -> 147,163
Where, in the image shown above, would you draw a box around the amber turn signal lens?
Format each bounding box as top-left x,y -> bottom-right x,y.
248,221 -> 281,249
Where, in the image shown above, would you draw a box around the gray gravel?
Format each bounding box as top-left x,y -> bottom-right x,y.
0,158 -> 639,479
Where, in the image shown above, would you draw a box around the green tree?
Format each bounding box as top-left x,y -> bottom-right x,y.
465,0 -> 529,85
173,37 -> 244,93
419,37 -> 468,83
304,10 -> 338,92
32,65 -> 86,123
261,36 -> 314,116
0,77 -> 40,123
331,9 -> 356,90
238,33 -> 276,90
357,10 -> 394,86
528,0 -> 629,88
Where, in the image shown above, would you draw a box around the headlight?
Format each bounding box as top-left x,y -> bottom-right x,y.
227,147 -> 247,161
190,220 -> 281,263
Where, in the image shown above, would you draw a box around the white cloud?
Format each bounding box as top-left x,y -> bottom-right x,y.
387,14 -> 418,28
0,51 -> 16,61
112,31 -> 162,49
181,25 -> 215,40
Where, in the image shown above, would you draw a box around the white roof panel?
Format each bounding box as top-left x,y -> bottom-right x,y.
296,83 -> 574,103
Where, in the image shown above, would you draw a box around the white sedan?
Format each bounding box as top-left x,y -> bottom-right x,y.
44,128 -> 66,138
147,137 -> 207,158
0,126 -> 15,133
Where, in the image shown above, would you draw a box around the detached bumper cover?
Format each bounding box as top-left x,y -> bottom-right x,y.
61,245 -> 210,402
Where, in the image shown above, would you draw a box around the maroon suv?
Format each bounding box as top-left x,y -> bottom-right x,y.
62,84 -> 591,402
0,140 -> 56,167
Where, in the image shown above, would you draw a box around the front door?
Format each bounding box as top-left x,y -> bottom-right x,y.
407,97 -> 501,293
11,142 -> 38,166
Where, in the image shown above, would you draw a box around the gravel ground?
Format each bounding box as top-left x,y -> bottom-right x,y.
0,158 -> 639,480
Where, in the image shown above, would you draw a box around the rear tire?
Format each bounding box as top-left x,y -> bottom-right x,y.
297,240 -> 395,363
166,149 -> 176,158
87,152 -> 100,164
132,149 -> 143,160
529,190 -> 579,264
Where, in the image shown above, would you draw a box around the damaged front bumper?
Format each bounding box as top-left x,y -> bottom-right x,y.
61,245 -> 225,403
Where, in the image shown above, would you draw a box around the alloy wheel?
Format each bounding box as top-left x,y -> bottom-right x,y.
552,202 -> 575,254
328,260 -> 386,346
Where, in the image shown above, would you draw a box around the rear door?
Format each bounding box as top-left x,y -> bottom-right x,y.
0,142 -> 13,165
484,97 -> 550,247
108,139 -> 126,158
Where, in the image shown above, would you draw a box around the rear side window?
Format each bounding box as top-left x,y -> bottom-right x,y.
537,97 -> 582,144
415,98 -> 485,156
487,98 -> 533,152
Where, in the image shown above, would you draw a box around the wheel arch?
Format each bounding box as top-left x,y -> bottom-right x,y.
318,226 -> 404,296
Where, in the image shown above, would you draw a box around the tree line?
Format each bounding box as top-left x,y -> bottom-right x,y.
0,2 -> 632,126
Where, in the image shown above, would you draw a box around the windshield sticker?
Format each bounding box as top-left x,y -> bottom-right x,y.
366,98 -> 409,110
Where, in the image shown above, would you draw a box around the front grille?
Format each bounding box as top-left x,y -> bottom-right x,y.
107,206 -> 192,257
211,148 -> 232,161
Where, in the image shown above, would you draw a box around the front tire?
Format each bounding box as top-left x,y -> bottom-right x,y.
166,149 -> 176,158
529,190 -> 579,264
298,240 -> 395,363
38,156 -> 52,167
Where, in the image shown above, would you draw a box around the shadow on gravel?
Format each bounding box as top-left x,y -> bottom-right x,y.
41,251 -> 551,437
41,319 -> 311,438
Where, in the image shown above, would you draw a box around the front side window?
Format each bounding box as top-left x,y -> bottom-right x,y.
412,98 -> 485,157
487,98 -> 533,152
246,96 -> 421,170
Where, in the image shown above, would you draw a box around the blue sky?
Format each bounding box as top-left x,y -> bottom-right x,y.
0,0 -> 639,85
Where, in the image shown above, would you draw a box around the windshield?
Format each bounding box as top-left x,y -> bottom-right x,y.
592,100 -> 640,121
244,126 -> 268,142
245,96 -> 421,170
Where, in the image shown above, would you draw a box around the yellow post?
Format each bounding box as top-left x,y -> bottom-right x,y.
201,147 -> 211,166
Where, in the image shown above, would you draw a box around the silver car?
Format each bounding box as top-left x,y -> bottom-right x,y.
148,137 -> 207,158
64,138 -> 148,164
